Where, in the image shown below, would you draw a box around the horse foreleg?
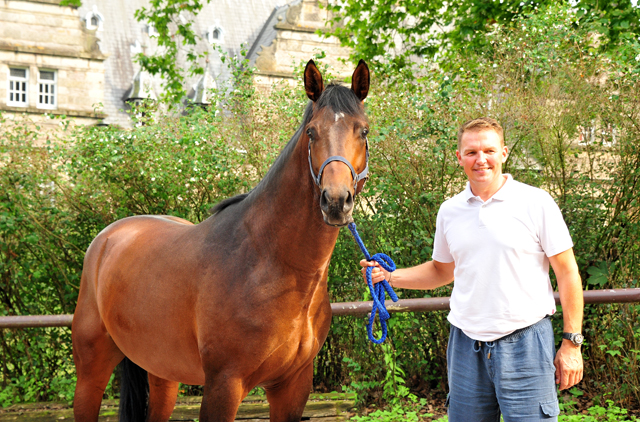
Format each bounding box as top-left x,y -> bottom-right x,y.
266,362 -> 314,422
198,373 -> 245,422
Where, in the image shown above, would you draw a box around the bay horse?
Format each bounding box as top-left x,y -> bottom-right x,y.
72,59 -> 371,422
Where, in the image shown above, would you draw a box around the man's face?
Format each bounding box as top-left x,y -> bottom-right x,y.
456,129 -> 508,191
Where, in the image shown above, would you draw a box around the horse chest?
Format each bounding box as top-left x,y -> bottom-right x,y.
256,312 -> 330,384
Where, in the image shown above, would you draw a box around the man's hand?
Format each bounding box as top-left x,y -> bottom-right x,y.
358,259 -> 454,291
359,259 -> 389,285
554,341 -> 583,390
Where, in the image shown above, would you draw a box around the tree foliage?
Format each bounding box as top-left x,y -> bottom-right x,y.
324,0 -> 640,73
134,0 -> 210,104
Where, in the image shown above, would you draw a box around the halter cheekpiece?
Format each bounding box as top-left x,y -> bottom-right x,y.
308,140 -> 369,194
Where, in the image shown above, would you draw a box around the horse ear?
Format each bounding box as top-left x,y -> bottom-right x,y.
304,60 -> 324,102
351,60 -> 370,102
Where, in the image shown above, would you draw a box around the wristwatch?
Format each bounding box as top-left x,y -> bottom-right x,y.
562,332 -> 584,346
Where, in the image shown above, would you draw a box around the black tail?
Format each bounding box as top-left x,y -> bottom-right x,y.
118,357 -> 149,422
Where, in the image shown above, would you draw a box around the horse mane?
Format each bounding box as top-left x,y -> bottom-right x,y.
210,83 -> 363,216
209,193 -> 251,214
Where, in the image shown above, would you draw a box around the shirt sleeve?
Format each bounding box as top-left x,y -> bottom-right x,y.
538,192 -> 574,257
432,205 -> 454,263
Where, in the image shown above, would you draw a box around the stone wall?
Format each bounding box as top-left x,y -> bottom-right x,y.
251,0 -> 352,88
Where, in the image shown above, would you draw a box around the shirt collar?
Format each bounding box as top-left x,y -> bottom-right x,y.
465,174 -> 513,203
491,174 -> 513,201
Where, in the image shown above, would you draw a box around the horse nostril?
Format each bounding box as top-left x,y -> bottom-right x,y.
320,189 -> 330,211
343,190 -> 354,213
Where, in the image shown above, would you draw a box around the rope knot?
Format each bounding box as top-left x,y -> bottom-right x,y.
347,222 -> 398,344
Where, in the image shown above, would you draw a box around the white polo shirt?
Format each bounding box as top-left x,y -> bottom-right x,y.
432,174 -> 573,341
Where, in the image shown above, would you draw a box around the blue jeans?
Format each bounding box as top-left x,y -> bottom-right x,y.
447,317 -> 560,421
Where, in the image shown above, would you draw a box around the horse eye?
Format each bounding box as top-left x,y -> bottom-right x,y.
361,128 -> 369,138
306,128 -> 313,139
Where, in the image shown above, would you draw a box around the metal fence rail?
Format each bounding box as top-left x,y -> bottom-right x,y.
331,288 -> 640,317
1,288 -> 639,329
0,314 -> 73,329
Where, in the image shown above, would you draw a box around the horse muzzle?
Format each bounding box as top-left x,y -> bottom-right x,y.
320,187 -> 354,227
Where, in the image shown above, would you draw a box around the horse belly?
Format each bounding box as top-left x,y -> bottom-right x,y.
106,309 -> 206,385
93,219 -> 207,385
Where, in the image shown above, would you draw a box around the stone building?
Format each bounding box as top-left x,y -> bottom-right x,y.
247,0 -> 352,87
0,0 -> 107,131
1,0 -> 349,129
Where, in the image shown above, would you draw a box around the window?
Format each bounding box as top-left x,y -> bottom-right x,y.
207,26 -> 224,44
37,70 -> 56,109
85,6 -> 104,31
8,68 -> 28,107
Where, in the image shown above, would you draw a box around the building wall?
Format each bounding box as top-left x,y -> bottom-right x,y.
0,0 -> 350,130
0,0 -> 107,130
250,0 -> 352,88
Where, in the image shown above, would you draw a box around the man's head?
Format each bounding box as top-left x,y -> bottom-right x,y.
456,117 -> 508,199
457,117 -> 504,150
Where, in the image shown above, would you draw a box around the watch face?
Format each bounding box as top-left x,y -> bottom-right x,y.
574,334 -> 584,344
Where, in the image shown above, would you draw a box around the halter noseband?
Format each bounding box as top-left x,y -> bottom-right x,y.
308,140 -> 369,195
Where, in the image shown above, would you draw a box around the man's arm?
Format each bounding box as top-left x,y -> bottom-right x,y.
549,247 -> 584,390
360,259 -> 455,290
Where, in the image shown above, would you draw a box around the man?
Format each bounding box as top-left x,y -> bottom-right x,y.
361,117 -> 584,421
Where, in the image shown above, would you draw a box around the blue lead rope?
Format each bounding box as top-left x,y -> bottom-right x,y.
347,222 -> 398,344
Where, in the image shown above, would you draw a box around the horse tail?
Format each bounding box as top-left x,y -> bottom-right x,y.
118,357 -> 149,422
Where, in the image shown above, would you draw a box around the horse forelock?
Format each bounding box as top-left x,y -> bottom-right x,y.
315,83 -> 365,118
209,84 -> 364,216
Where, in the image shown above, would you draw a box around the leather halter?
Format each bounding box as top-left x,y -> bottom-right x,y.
308,139 -> 369,195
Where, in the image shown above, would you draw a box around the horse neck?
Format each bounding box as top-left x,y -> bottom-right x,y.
245,133 -> 340,274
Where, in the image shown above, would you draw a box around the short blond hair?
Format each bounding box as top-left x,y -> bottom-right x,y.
457,117 -> 504,150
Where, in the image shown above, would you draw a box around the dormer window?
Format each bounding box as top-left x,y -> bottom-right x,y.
147,23 -> 159,38
85,5 -> 104,31
207,26 -> 224,44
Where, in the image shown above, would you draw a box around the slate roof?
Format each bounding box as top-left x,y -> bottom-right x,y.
76,0 -> 288,127
245,0 -> 300,68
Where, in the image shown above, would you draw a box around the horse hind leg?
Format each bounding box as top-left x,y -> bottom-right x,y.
147,373 -> 179,422
72,308 -> 124,422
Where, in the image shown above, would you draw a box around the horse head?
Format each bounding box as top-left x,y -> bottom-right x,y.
304,59 -> 370,227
